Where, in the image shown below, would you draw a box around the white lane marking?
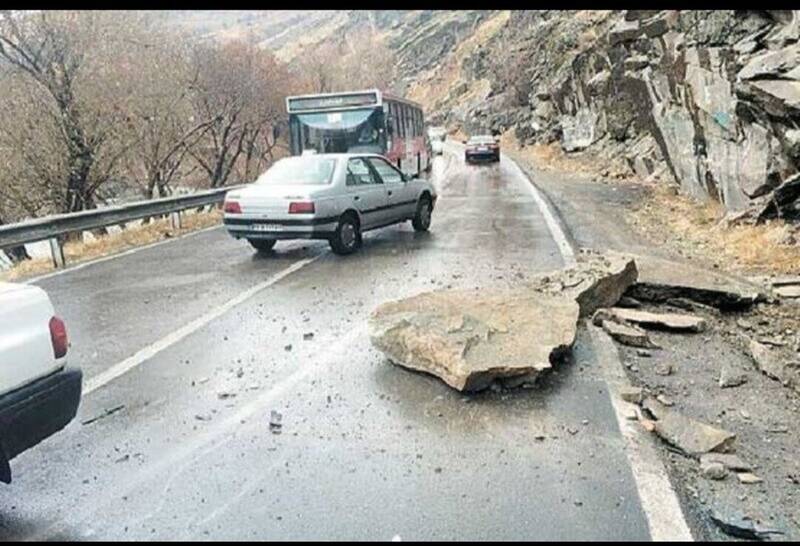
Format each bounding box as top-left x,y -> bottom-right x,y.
501,154 -> 577,266
82,255 -> 320,395
32,326 -> 364,541
25,224 -> 224,284
590,325 -> 693,541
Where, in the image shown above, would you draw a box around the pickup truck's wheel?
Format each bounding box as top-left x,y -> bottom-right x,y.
248,239 -> 276,252
412,196 -> 433,232
329,213 -> 361,255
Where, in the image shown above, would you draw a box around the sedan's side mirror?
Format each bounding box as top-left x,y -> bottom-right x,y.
462,139 -> 467,145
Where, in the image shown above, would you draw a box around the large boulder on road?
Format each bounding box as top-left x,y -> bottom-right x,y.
369,289 -> 579,392
369,249 -> 638,392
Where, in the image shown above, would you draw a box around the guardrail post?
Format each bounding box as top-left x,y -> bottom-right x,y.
170,211 -> 182,230
49,237 -> 65,269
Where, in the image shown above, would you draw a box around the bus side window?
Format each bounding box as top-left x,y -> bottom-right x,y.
394,103 -> 402,139
398,104 -> 405,139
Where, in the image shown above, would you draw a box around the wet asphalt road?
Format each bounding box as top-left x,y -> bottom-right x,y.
0,149 -> 652,540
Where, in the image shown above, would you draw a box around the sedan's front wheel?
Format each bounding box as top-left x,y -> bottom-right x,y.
248,238 -> 276,252
329,214 -> 362,255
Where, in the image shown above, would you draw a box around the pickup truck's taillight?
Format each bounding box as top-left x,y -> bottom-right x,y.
289,201 -> 315,214
223,201 -> 242,214
49,316 -> 68,359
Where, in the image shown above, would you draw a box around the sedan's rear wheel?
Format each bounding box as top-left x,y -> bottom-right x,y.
248,238 -> 276,252
329,214 -> 361,255
412,196 -> 433,232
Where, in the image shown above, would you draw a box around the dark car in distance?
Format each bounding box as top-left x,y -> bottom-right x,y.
464,135 -> 500,163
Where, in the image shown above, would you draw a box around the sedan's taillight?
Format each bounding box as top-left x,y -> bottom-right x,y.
289,201 -> 315,214
49,316 -> 68,359
223,201 -> 242,214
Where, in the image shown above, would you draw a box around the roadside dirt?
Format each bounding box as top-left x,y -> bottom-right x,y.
618,298 -> 800,541
507,139 -> 800,541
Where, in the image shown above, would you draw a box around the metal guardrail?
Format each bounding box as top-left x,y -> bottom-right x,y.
0,185 -> 243,269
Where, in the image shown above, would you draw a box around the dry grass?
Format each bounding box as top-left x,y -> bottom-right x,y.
630,186 -> 800,275
500,134 -> 601,176
1,208 -> 223,282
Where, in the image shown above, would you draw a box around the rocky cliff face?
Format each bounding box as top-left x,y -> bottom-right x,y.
166,10 -> 800,221
429,10 -> 800,222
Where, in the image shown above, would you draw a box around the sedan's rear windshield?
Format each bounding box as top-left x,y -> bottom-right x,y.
255,157 -> 337,185
468,136 -> 496,145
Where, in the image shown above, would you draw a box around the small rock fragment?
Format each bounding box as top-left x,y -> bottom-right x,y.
701,461 -> 727,480
737,472 -> 763,484
593,307 -> 707,332
622,406 -> 639,420
709,508 -> 784,540
655,363 -> 673,376
719,364 -> 748,388
303,333 -> 314,341
619,386 -> 643,404
269,410 -> 283,434
656,394 -> 674,406
700,453 -> 752,472
774,285 -> 800,299
602,319 -> 659,349
749,339 -> 797,386
643,398 -> 735,456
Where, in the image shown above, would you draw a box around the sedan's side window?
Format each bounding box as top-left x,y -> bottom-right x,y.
366,157 -> 404,184
346,158 -> 381,186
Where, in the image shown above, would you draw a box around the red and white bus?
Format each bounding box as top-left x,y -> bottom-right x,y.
286,89 -> 431,177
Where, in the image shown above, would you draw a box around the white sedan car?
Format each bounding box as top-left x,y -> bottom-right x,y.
223,153 -> 438,255
0,282 -> 81,483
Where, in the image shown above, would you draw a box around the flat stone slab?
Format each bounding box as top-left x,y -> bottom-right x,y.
601,319 -> 659,348
749,339 -> 800,391
774,285 -> 800,299
700,453 -> 752,472
625,253 -> 767,310
592,307 -> 707,332
643,397 -> 736,457
369,249 -> 638,392
771,275 -> 800,287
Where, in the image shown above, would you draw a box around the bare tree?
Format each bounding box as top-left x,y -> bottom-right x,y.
0,11 -> 140,213
120,25 -> 213,198
291,31 -> 395,94
189,41 -> 289,187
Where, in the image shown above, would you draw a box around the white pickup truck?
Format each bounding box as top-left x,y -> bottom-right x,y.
0,282 -> 81,483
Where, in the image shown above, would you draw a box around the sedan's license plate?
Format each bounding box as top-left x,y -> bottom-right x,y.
477,147 -> 488,151
252,223 -> 283,232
